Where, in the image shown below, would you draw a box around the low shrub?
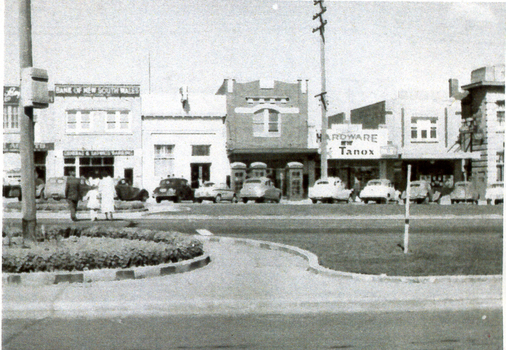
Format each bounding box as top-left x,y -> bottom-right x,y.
2,226 -> 204,273
3,200 -> 146,212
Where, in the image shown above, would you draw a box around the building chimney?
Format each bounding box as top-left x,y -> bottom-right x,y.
180,86 -> 190,113
449,79 -> 459,98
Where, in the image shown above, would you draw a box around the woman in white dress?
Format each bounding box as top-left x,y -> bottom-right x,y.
99,173 -> 116,220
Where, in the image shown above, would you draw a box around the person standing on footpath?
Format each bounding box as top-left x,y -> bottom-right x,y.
83,186 -> 100,221
65,170 -> 82,221
99,172 -> 116,220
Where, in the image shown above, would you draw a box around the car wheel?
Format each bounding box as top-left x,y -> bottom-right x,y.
255,197 -> 264,203
141,191 -> 149,202
451,199 -> 456,204
311,199 -> 318,204
275,194 -> 281,203
232,195 -> 238,204
242,198 -> 248,204
156,197 -> 162,203
174,195 -> 181,203
363,199 -> 368,204
214,195 -> 222,204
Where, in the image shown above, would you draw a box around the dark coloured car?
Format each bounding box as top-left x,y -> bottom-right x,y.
152,178 -> 194,203
115,178 -> 149,202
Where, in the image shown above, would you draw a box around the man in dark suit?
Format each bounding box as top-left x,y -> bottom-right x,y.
66,171 -> 81,221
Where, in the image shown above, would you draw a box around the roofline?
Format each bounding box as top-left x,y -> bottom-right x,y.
461,81 -> 505,90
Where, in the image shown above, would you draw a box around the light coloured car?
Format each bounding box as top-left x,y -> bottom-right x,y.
239,177 -> 282,203
44,177 -> 67,200
308,177 -> 353,204
485,182 -> 503,205
401,180 -> 439,204
194,182 -> 238,203
450,181 -> 479,204
359,179 -> 397,204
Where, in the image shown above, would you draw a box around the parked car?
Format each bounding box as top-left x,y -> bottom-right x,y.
44,176 -> 91,201
485,182 -> 503,205
359,179 -> 397,204
115,178 -> 149,202
401,180 -> 440,204
3,170 -> 21,199
194,181 -> 238,203
239,177 -> 282,203
44,177 -> 67,200
450,181 -> 479,204
152,178 -> 194,203
308,177 -> 353,204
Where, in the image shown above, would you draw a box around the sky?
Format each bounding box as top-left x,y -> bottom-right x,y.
2,0 -> 505,124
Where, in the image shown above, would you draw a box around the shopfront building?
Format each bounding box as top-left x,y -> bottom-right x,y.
38,84 -> 143,186
141,91 -> 229,193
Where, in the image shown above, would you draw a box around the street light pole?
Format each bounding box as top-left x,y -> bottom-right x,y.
313,0 -> 328,181
19,0 -> 37,243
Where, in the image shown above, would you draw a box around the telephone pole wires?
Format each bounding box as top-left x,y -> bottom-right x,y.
313,0 -> 328,180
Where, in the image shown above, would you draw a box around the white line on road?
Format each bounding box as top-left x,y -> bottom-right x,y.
196,229 -> 213,236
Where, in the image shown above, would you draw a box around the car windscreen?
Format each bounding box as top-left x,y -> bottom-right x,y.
244,179 -> 261,184
456,183 -> 467,187
410,183 -> 421,187
316,181 -> 329,185
204,183 -> 215,187
161,179 -> 180,186
368,181 -> 382,186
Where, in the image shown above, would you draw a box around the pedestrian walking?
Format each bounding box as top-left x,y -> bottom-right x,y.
99,172 -> 115,220
83,186 -> 100,221
65,170 -> 82,221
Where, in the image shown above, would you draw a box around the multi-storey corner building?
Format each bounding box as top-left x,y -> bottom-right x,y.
3,86 -> 55,181
216,79 -> 318,196
34,84 -> 143,186
341,87 -> 475,192
141,91 -> 229,193
458,64 -> 505,197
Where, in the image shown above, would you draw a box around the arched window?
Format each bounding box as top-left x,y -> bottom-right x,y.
253,109 -> 280,137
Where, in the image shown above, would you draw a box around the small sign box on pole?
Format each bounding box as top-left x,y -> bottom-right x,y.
21,67 -> 49,109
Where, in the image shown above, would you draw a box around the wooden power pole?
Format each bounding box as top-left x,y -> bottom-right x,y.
19,0 -> 37,244
313,0 -> 328,180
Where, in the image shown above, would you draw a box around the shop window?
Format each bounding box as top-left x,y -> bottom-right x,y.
107,112 -> 116,130
106,110 -> 131,131
3,106 -> 19,129
497,111 -> 505,127
411,117 -> 437,142
154,145 -> 175,177
497,152 -> 504,182
192,145 -> 210,156
66,111 -> 77,130
81,111 -> 91,129
253,109 -> 280,137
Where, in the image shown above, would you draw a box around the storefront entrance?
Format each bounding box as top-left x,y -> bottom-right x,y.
191,163 -> 210,188
64,156 -> 114,179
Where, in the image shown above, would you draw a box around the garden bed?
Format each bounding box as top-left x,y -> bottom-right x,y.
3,200 -> 146,212
2,225 -> 203,273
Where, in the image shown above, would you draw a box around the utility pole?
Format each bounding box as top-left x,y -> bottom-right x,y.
19,0 -> 37,244
313,0 -> 328,180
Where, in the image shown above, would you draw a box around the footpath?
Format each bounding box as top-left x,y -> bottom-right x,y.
2,205 -> 503,319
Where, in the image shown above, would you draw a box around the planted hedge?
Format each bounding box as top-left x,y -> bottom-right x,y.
3,200 -> 146,212
2,226 -> 204,273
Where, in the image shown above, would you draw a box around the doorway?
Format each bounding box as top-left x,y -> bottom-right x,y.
190,163 -> 210,188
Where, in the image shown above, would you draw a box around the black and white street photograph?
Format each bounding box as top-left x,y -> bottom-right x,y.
2,0 -> 504,348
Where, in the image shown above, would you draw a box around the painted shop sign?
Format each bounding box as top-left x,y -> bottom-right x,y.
3,142 -> 55,152
4,86 -> 54,104
4,86 -> 20,105
317,126 -> 389,159
55,84 -> 140,97
63,150 -> 134,157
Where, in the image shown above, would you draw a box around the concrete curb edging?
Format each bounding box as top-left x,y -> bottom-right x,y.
2,254 -> 211,286
203,236 -> 503,284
